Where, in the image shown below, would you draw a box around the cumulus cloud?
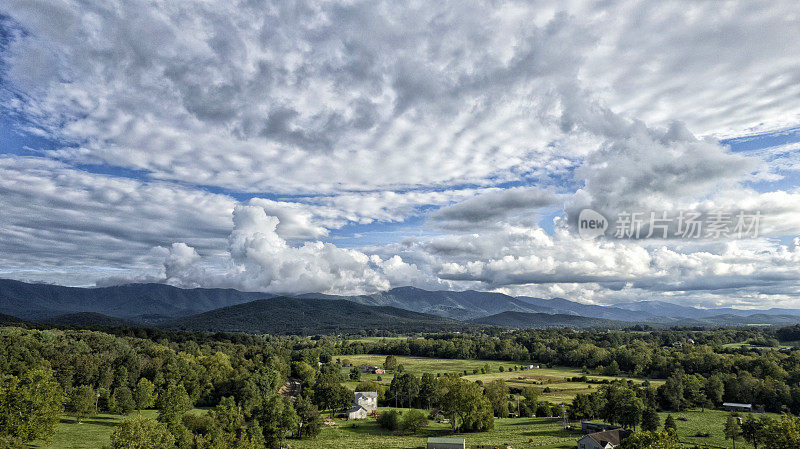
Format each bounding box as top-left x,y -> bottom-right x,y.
1,0 -> 800,307
163,205 -> 390,295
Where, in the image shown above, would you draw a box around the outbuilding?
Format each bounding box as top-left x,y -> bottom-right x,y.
426,437 -> 465,449
576,429 -> 629,449
723,402 -> 753,412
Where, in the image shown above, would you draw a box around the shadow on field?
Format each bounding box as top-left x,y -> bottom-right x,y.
60,416 -> 119,427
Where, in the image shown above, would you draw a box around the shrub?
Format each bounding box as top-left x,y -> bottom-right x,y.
377,410 -> 399,431
400,409 -> 428,434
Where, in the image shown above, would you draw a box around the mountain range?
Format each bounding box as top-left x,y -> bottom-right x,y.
162,297 -> 476,335
0,279 -> 269,321
3,279 -> 800,334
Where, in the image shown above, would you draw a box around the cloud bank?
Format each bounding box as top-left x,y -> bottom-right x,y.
1,0 -> 800,307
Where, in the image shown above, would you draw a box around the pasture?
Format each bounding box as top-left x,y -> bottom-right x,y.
338,354 -> 661,403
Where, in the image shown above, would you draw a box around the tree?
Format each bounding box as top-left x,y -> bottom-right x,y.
664,414 -> 677,431
0,368 -> 64,443
251,394 -> 297,448
618,390 -> 644,430
658,373 -> 685,411
291,361 -> 316,386
741,414 -> 767,449
313,378 -> 351,417
349,367 -> 361,381
435,375 -> 494,432
570,393 -> 602,421
418,373 -> 437,410
483,380 -> 509,418
156,384 -> 192,423
620,429 -> 681,449
113,386 -> 135,415
355,380 -> 386,401
641,407 -> 660,432
601,385 -> 642,429
760,415 -> 800,449
68,385 -> 96,423
110,415 -> 174,449
724,414 -> 742,449
704,375 -> 725,407
384,355 -> 399,371
134,378 -> 155,412
400,409 -> 429,434
292,396 -> 322,439
389,373 -> 419,408
209,396 -> 245,434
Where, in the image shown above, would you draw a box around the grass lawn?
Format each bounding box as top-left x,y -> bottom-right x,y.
32,409 -> 206,449
660,409 -> 780,448
32,410 -> 154,449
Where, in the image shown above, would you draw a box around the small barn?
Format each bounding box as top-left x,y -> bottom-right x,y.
347,405 -> 369,420
427,437 -> 465,449
723,402 -> 753,412
576,429 -> 629,449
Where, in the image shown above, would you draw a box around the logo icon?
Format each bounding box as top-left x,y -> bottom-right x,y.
578,209 -> 608,240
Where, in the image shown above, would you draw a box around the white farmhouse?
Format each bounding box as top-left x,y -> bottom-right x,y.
354,391 -> 378,412
347,405 -> 369,420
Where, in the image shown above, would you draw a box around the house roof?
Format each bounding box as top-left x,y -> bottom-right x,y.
582,429 -> 627,446
427,437 -> 465,443
355,391 -> 378,398
348,405 -> 368,413
723,402 -> 752,407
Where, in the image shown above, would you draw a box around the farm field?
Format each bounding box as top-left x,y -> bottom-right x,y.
34,407 -> 776,449
290,408 -> 782,449
338,354 -> 662,403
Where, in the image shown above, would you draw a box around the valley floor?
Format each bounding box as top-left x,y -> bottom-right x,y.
36,408 -> 769,449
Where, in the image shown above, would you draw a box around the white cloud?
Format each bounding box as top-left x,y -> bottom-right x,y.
163,205 -> 390,295
1,1 -> 800,307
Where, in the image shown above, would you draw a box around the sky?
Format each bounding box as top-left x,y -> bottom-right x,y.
1,1 -> 800,308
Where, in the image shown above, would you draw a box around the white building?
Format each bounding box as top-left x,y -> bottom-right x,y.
347,405 -> 369,420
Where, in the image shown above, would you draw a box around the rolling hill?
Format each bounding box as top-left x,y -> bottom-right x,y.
299,286 -> 560,320
161,296 -> 479,335
0,279 -> 271,320
469,311 -> 634,329
38,312 -> 137,327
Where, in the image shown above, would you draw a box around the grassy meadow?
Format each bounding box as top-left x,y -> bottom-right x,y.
338,354 -> 661,403
35,407 -> 765,449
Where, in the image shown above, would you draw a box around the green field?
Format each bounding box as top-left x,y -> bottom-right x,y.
338,354 -> 661,403
38,407 -> 771,449
33,410 -> 157,449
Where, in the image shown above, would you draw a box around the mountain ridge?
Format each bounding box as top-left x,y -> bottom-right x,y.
3,279 -> 800,332
161,296 -> 478,335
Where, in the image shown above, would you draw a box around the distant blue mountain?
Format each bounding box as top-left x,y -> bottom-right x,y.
0,279 -> 270,320
3,279 -> 800,331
